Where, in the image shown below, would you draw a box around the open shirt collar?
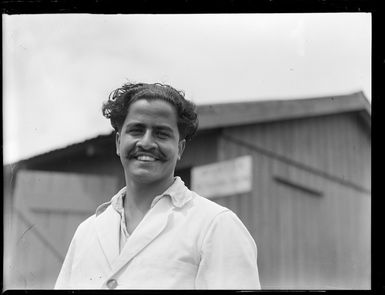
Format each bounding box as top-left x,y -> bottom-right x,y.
96,177 -> 193,217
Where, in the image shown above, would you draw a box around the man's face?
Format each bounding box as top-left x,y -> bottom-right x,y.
116,98 -> 185,186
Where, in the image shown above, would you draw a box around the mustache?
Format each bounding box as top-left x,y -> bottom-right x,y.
127,148 -> 166,160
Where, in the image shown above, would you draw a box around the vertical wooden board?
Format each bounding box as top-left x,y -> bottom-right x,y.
352,114 -> 371,187
253,126 -> 273,288
355,193 -> 371,288
350,195 -> 367,287
289,167 -> 305,287
319,183 -> 338,287
334,182 -> 345,288
355,114 -> 371,190
312,176 -> 332,287
289,168 -> 305,287
38,211 -> 52,287
315,171 -> 341,287
332,188 -> 370,289
266,160 -> 282,288
6,214 -> 44,289
281,189 -> 295,287
301,169 -> 317,286
340,186 -> 355,286
340,116 -> 353,185
259,155 -> 275,287
37,212 -> 63,289
253,153 -> 272,288
310,173 -> 324,286
293,181 -> 307,288
315,178 -> 332,288
358,135 -> 371,190
322,178 -> 369,288
297,173 -> 322,288
284,120 -> 297,158
290,120 -> 301,166
3,204 -> 17,288
305,119 -> 317,166
271,161 -> 290,287
345,115 -> 358,183
11,221 -> 31,289
336,184 -> 356,288
258,130 -> 279,288
4,214 -> 27,289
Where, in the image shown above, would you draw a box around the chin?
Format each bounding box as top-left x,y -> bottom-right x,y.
124,161 -> 176,185
130,171 -> 171,185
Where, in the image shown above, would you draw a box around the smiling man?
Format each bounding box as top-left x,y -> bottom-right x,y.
55,82 -> 261,290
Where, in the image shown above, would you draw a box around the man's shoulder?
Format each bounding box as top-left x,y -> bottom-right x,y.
72,203 -> 113,236
188,190 -> 230,217
75,213 -> 97,233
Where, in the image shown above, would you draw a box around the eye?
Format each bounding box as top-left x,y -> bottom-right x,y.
155,130 -> 171,139
127,127 -> 143,135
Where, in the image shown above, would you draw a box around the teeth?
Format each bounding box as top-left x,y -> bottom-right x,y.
137,155 -> 156,161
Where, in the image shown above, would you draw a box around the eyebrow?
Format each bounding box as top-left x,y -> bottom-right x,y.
124,122 -> 174,132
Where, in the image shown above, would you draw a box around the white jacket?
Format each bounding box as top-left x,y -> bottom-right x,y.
55,177 -> 261,289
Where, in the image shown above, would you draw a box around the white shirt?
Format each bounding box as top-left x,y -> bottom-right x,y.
110,191 -> 129,253
55,177 -> 261,289
111,185 -> 171,253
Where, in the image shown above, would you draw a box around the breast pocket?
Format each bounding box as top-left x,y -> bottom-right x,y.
144,257 -> 197,275
119,257 -> 198,289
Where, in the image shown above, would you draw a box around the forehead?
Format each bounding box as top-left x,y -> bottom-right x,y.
125,98 -> 177,124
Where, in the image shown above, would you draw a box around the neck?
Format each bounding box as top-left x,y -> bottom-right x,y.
123,176 -> 174,213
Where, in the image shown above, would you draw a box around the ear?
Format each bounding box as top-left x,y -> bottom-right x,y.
115,132 -> 121,156
177,139 -> 186,160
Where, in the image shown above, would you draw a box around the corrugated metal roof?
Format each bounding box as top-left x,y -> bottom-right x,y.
12,91 -> 370,165
197,91 -> 370,129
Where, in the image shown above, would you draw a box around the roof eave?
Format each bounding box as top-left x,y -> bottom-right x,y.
197,91 -> 371,130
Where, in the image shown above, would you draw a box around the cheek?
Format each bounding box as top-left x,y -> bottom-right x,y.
120,138 -> 136,153
161,143 -> 180,160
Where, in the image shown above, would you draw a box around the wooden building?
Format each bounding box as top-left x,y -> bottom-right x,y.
4,91 -> 371,290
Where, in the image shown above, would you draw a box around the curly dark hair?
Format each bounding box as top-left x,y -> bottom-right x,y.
102,82 -> 199,141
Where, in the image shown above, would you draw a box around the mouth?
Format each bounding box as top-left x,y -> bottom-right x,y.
135,155 -> 157,162
129,152 -> 163,162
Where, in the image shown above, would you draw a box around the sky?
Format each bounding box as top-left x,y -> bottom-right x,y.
3,13 -> 371,164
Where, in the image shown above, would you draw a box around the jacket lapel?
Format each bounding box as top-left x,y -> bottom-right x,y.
95,206 -> 121,269
110,196 -> 173,273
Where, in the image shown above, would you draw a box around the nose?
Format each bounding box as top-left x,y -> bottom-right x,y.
136,129 -> 156,150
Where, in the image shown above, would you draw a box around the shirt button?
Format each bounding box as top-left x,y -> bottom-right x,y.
106,279 -> 118,289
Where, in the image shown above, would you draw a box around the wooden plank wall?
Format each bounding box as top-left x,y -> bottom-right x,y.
222,113 -> 371,192
4,170 -> 118,289
213,113 -> 370,289
177,130 -> 219,169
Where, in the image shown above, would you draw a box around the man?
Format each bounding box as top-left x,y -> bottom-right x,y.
55,82 -> 261,289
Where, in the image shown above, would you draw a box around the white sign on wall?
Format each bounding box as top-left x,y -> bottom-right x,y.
191,155 -> 253,199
